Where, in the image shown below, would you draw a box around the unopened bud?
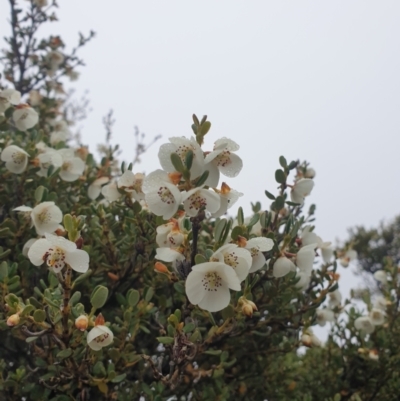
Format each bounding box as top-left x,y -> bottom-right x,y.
75,315 -> 89,331
237,235 -> 247,248
239,296 -> 257,317
301,334 -> 312,347
369,349 -> 379,361
7,313 -> 20,327
154,262 -> 170,275
94,313 -> 105,326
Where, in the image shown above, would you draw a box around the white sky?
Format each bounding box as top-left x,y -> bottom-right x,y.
1,1 -> 400,296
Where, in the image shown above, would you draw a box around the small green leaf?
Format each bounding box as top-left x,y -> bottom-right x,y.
204,349 -> 222,356
111,373 -> 126,383
170,153 -> 185,173
214,219 -> 227,242
156,336 -> 174,345
264,190 -> 276,200
194,254 -> 207,265
279,155 -> 287,169
237,207 -> 244,226
90,286 -> 109,309
34,186 -> 47,202
275,169 -> 286,184
195,170 -> 209,187
185,150 -> 193,170
33,309 -> 46,323
20,305 -> 35,317
127,289 -> 140,307
0,261 -> 8,281
231,226 -> 244,240
183,322 -> 196,333
145,287 -> 154,302
56,349 -> 72,359
69,291 -> 81,306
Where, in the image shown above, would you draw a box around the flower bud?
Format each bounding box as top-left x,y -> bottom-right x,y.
75,315 -> 89,331
239,296 -> 257,317
95,313 -> 105,326
7,313 -> 20,327
304,168 -> 316,179
154,261 -> 170,275
369,349 -> 379,361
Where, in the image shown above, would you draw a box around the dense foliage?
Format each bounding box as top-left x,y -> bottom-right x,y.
0,2 -> 398,401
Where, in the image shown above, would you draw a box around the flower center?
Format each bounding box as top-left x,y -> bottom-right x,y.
44,246 -> 66,271
249,246 -> 260,258
215,151 -> 231,167
175,145 -> 193,161
12,151 -> 26,165
202,272 -> 222,291
223,252 -> 238,268
188,192 -> 207,210
94,331 -> 110,344
38,209 -> 51,223
157,186 -> 175,204
62,161 -> 71,171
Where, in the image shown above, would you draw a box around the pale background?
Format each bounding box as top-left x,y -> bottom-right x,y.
1,1 -> 399,300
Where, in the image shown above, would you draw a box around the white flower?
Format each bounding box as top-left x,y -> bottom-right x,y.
301,226 -> 321,247
117,171 -> 145,201
290,178 -> 314,205
36,148 -> 63,177
0,89 -> 21,113
158,137 -> 205,179
316,308 -> 335,327
328,289 -> 342,308
156,219 -> 185,248
13,105 -> 39,131
211,182 -> 243,218
29,90 -> 42,106
181,187 -> 220,217
46,50 -> 64,76
87,325 -> 113,351
320,242 -> 334,264
204,137 -> 243,187
210,244 -> 252,282
57,149 -> 85,182
339,249 -> 357,267
296,243 -> 317,275
185,261 -> 241,312
373,270 -> 388,285
28,233 -> 89,273
354,316 -> 375,335
31,201 -> 62,235
88,177 -> 110,200
374,296 -> 388,311
101,182 -> 122,202
143,170 -> 182,220
273,256 -> 295,278
301,329 -> 321,347
1,145 -> 29,174
245,237 -> 274,273
49,120 -> 70,145
369,308 -> 385,326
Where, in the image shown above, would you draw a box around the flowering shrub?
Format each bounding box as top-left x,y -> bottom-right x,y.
0,2 -> 398,401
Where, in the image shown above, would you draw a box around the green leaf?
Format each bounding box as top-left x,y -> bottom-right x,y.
34,186 -> 47,202
265,190 -> 276,200
247,213 -> 260,228
156,336 -> 174,345
90,286 -> 109,309
231,225 -> 244,240
127,289 -> 140,307
145,287 -> 154,302
204,349 -> 222,356
69,291 -> 81,306
185,149 -> 193,170
195,170 -> 209,187
194,254 -> 207,265
214,219 -> 227,243
272,196 -> 285,212
237,207 -> 244,226
199,121 -> 211,136
20,305 -> 35,317
56,349 -> 72,359
183,322 -> 196,333
170,153 -> 185,173
0,261 -> 8,281
279,155 -> 287,169
111,373 -> 126,383
275,169 -> 286,184
33,309 -> 46,323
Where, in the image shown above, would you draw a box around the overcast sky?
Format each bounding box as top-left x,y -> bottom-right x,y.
1,1 -> 399,293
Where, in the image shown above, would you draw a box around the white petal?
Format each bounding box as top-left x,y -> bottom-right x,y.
142,169 -> 171,193
155,248 -> 185,263
191,262 -> 241,291
13,107 -> 39,131
354,316 -> 375,334
214,137 -> 240,152
87,325 -> 113,350
198,282 -> 231,312
203,162 -> 220,187
118,170 -> 135,189
273,256 -> 294,278
216,152 -> 243,178
145,182 -> 181,220
23,238 -> 38,257
44,233 -> 77,252
296,243 -> 317,273
321,246 -> 334,264
369,308 -> 385,326
247,237 -> 274,252
101,183 -> 121,202
185,270 -> 207,305
14,206 -> 33,212
28,238 -> 51,266
65,249 -> 89,273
